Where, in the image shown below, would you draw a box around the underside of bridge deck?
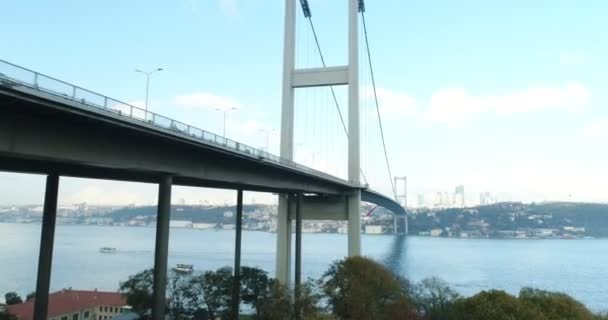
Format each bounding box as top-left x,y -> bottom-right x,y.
0,87 -> 353,195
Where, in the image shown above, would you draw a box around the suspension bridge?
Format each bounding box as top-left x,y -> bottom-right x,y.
0,1 -> 407,319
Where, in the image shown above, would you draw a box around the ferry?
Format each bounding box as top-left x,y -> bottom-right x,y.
99,247 -> 117,254
174,264 -> 194,273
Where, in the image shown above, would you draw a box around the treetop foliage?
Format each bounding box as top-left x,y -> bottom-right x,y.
53,256 -> 606,320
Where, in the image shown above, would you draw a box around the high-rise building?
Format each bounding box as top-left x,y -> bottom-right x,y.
417,194 -> 425,207
454,185 -> 465,207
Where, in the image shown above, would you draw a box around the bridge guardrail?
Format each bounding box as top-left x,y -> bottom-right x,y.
0,59 -> 351,186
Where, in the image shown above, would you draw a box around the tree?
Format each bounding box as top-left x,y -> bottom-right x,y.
196,267 -> 234,320
119,269 -> 154,317
239,266 -> 272,318
384,297 -> 420,320
119,266 -> 249,320
451,290 -> 547,320
4,292 -> 22,305
412,277 -> 460,320
319,256 -> 418,320
293,281 -> 323,320
253,279 -> 323,320
519,288 -> 595,320
257,281 -> 292,320
594,312 -> 608,320
167,270 -> 198,319
25,292 -> 35,301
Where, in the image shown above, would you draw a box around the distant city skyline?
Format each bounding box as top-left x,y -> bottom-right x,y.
2,0 -> 608,205
0,173 -> 602,207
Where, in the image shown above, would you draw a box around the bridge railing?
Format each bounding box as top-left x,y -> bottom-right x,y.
0,59 -> 349,186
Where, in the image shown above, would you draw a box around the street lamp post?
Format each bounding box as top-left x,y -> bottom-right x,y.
295,142 -> 316,167
135,68 -> 163,112
259,129 -> 276,152
216,107 -> 237,137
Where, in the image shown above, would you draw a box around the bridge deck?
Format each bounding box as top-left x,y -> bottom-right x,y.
0,59 -> 404,214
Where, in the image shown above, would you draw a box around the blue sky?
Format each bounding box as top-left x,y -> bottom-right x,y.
1,0 -> 608,205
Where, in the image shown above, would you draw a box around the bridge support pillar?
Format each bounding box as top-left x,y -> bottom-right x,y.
232,189 -> 243,318
294,194 -> 302,287
393,215 -> 401,234
275,194 -> 292,286
393,215 -> 409,235
152,175 -> 172,320
347,190 -> 361,256
277,0 -> 295,287
347,0 -> 361,257
33,174 -> 60,320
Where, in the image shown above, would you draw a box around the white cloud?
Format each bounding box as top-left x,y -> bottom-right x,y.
583,119 -> 608,138
426,83 -> 590,125
175,92 -> 242,110
364,87 -> 418,118
426,88 -> 483,124
361,83 -> 590,126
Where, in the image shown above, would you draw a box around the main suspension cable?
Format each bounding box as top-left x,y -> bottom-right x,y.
361,11 -> 397,199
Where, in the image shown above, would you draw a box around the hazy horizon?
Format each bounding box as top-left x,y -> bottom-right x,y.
1,170 -> 607,207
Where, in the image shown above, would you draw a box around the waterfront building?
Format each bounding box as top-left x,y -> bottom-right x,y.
169,220 -> 193,228
192,222 -> 214,229
365,225 -> 383,234
7,289 -> 127,320
430,229 -> 443,237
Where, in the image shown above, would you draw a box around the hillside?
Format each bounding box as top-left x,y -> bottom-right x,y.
409,202 -> 608,238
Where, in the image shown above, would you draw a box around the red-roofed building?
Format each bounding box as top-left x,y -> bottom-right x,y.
7,289 -> 128,320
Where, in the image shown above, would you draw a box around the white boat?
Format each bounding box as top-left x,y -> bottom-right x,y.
99,247 -> 117,254
174,264 -> 194,273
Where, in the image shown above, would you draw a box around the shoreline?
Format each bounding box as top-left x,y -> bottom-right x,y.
0,221 -> 604,240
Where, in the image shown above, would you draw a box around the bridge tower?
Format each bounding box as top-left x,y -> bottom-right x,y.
277,0 -> 361,285
394,176 -> 408,235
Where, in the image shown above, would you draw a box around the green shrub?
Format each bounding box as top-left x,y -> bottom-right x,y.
293,281 -> 323,320
412,277 -> 460,320
256,281 -> 292,320
519,288 -> 595,320
451,290 -> 547,320
255,280 -> 322,320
